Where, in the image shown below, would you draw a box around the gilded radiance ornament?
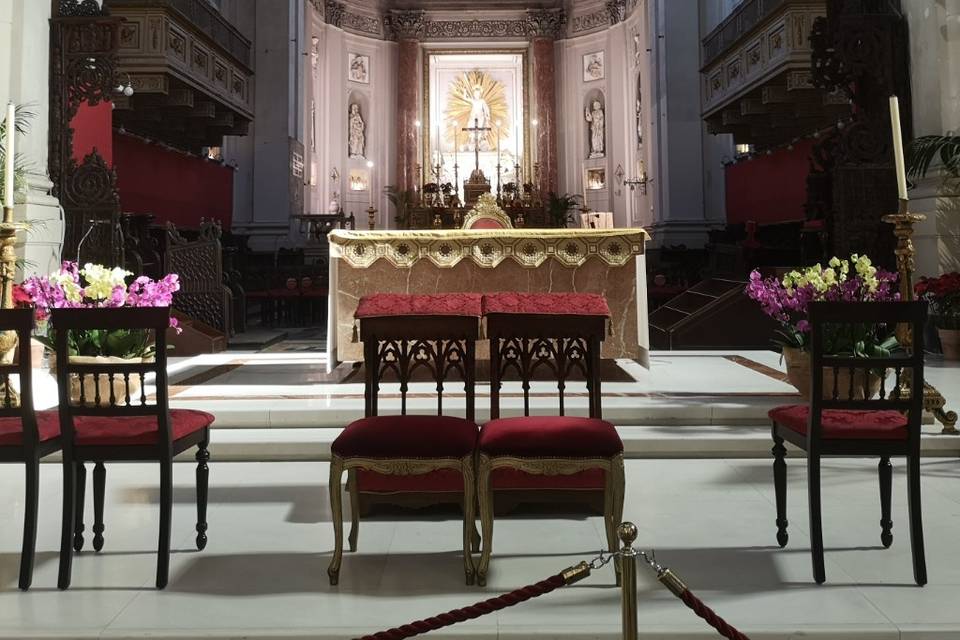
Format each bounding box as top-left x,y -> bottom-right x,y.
445,71 -> 508,152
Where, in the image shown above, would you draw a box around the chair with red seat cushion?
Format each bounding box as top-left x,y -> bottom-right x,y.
476,292 -> 624,586
769,301 -> 927,586
0,308 -> 61,590
328,293 -> 481,586
51,307 -> 215,591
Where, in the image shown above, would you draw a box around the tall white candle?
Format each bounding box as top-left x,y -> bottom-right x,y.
4,103 -> 14,210
889,96 -> 908,200
366,160 -> 374,206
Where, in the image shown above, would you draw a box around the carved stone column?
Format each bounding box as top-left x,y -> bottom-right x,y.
527,10 -> 565,196
388,11 -> 425,193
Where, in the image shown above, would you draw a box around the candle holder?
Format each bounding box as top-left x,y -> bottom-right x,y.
0,205 -> 25,406
367,206 -> 377,230
882,198 -> 958,434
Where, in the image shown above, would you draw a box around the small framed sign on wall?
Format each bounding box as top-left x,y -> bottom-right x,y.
583,51 -> 604,82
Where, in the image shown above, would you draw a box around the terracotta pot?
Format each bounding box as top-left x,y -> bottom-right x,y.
782,346 -> 884,400
939,328 -> 960,360
50,354 -> 149,406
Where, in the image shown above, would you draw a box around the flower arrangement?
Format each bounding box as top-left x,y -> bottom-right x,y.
915,272 -> 960,330
745,254 -> 900,355
20,262 -> 180,359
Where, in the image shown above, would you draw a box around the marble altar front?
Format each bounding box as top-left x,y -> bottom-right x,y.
326,227 -> 650,368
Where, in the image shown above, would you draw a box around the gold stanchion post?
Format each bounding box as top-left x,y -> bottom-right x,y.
883,198 -> 959,434
0,204 -> 22,405
618,522 -> 638,640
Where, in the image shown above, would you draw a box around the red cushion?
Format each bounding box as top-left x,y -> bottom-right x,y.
0,410 -> 61,446
72,409 -> 215,446
355,293 -> 483,319
332,415 -> 478,458
482,292 -> 610,317
769,405 -> 909,440
479,416 -> 622,457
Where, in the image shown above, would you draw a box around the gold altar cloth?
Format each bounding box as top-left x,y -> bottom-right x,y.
328,228 -> 649,269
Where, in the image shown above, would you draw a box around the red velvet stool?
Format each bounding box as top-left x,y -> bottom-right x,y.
475,292 -> 625,586
328,293 -> 482,585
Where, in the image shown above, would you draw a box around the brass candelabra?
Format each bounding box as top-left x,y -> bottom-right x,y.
366,206 -> 377,230
883,198 -> 958,434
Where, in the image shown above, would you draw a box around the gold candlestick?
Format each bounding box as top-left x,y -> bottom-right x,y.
0,205 -> 22,406
367,206 -> 377,230
883,198 -> 958,434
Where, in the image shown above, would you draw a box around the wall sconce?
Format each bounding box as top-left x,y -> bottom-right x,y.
114,72 -> 135,97
624,159 -> 650,195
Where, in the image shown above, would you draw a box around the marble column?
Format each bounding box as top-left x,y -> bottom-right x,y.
0,0 -> 63,276
390,10 -> 425,193
532,36 -> 558,195
396,38 -> 420,192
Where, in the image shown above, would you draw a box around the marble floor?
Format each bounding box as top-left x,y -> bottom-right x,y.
2,458 -> 960,639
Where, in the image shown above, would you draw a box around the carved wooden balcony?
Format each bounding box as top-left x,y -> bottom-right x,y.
105,0 -> 253,151
700,0 -> 847,146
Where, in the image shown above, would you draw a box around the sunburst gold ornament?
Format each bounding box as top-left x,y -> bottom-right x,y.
445,71 -> 509,152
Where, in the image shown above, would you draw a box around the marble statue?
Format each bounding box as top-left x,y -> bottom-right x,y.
348,103 -> 365,159
463,85 -> 491,148
585,99 -> 605,159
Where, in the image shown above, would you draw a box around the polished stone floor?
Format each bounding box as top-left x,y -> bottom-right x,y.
1,458 -> 959,638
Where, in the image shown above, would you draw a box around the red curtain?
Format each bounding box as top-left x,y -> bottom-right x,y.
113,133 -> 233,228
725,139 -> 813,225
71,101 -> 113,165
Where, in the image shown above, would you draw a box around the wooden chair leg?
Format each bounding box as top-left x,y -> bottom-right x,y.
879,456 -> 893,548
156,459 -> 173,589
58,459 -> 77,590
606,455 -> 625,586
18,458 -> 39,591
807,453 -> 826,584
347,469 -> 359,553
92,462 -> 106,552
461,456 -> 477,585
72,462 -> 86,552
196,437 -> 210,551
772,430 -> 789,548
907,454 -> 927,586
476,454 -> 494,587
328,457 -> 345,586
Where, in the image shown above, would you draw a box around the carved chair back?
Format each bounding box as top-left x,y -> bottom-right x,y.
487,314 -> 606,421
808,301 -> 926,451
0,308 -> 40,450
51,307 -> 173,449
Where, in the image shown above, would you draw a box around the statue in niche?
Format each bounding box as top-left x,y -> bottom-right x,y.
348,103 -> 365,159
585,99 -> 605,159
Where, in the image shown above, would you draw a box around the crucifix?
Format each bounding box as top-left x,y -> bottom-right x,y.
462,118 -> 491,176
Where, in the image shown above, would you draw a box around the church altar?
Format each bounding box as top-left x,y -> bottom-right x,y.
325,227 -> 650,368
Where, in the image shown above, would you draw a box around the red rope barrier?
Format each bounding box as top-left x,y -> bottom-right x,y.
353,569 -> 584,640
676,585 -> 752,640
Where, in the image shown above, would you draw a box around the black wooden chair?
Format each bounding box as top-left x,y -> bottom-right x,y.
0,308 -> 60,590
769,301 -> 927,585
52,307 -> 215,590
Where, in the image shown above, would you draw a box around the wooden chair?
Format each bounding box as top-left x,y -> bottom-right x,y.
52,307 -> 215,590
769,301 -> 927,585
476,292 -> 624,586
0,308 -> 60,590
328,293 -> 481,586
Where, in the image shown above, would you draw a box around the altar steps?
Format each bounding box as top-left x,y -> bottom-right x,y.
649,277 -> 776,350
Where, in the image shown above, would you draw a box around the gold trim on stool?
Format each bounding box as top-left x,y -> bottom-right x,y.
328,454 -> 477,586
475,452 -> 625,587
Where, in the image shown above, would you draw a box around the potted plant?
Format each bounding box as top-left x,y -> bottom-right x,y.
546,192 -> 581,228
915,272 -> 960,359
745,254 -> 900,399
21,261 -> 180,404
384,185 -> 416,228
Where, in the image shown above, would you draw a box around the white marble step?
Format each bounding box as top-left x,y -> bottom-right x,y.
173,425 -> 960,462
